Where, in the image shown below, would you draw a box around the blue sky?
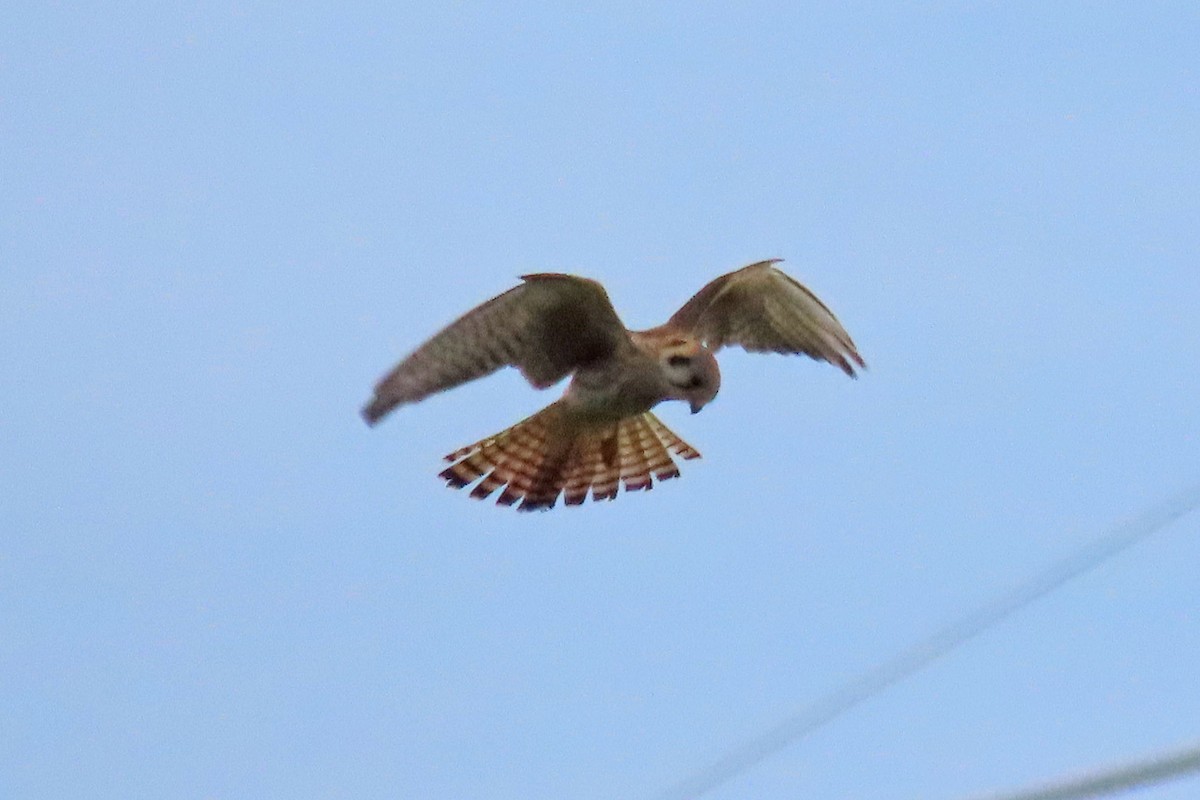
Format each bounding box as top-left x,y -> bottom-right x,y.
3,3 -> 1199,799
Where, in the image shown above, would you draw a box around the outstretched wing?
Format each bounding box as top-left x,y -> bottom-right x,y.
667,259 -> 865,377
362,274 -> 628,425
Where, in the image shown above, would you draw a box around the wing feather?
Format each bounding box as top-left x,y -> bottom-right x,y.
363,274 -> 628,424
668,259 -> 865,376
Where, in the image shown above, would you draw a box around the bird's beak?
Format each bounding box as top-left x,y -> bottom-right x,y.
690,400 -> 704,415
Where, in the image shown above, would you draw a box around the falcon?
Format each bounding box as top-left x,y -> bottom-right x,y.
362,259 -> 864,511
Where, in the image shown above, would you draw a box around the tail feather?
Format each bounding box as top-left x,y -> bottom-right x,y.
646,413 -> 701,460
562,434 -> 604,506
439,404 -> 701,511
616,418 -> 652,491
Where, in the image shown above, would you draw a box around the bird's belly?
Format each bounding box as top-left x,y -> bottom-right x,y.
565,369 -> 664,421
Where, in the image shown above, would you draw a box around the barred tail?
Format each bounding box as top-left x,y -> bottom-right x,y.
439,403 -> 701,512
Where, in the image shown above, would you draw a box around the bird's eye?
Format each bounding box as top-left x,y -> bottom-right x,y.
688,376 -> 704,388
668,354 -> 691,368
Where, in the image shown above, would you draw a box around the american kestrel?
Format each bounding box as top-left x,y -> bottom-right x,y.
362,259 -> 864,511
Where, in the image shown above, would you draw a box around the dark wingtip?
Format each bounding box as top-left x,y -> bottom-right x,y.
360,398 -> 386,427
834,348 -> 867,379
848,352 -> 867,378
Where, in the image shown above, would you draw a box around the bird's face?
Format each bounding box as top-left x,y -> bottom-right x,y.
659,339 -> 721,413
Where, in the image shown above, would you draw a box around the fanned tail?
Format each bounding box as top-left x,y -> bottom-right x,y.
439,403 -> 701,512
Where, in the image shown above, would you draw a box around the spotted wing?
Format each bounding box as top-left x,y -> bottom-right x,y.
362,274 -> 628,424
667,259 -> 865,377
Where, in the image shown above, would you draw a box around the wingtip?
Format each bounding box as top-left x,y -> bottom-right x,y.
849,350 -> 868,376
360,399 -> 386,427
834,342 -> 867,378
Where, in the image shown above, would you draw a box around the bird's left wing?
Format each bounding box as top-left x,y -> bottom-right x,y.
362,274 -> 628,424
667,259 -> 865,377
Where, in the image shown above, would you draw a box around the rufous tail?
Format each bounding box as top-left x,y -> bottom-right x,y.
439,402 -> 701,511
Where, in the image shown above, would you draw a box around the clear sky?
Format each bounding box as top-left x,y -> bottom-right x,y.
3,3 -> 1199,799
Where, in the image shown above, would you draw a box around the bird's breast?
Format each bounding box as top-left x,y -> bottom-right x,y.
565,357 -> 667,420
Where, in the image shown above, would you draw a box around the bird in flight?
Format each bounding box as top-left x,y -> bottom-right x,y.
362,259 -> 864,511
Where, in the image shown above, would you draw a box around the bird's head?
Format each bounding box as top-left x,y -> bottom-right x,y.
659,339 -> 720,414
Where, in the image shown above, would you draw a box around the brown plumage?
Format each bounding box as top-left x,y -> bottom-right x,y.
438,402 -> 701,511
362,259 -> 864,511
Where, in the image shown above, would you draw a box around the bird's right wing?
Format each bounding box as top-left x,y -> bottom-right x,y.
668,259 -> 865,377
362,274 -> 629,425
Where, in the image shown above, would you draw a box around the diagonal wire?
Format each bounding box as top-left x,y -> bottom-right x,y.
655,482 -> 1200,800
965,738 -> 1200,800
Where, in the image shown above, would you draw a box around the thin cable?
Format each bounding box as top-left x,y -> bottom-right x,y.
656,482 -> 1200,800
966,739 -> 1200,800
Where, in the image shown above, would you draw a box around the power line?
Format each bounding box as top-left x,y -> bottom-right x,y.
966,739 -> 1200,800
655,482 -> 1200,800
